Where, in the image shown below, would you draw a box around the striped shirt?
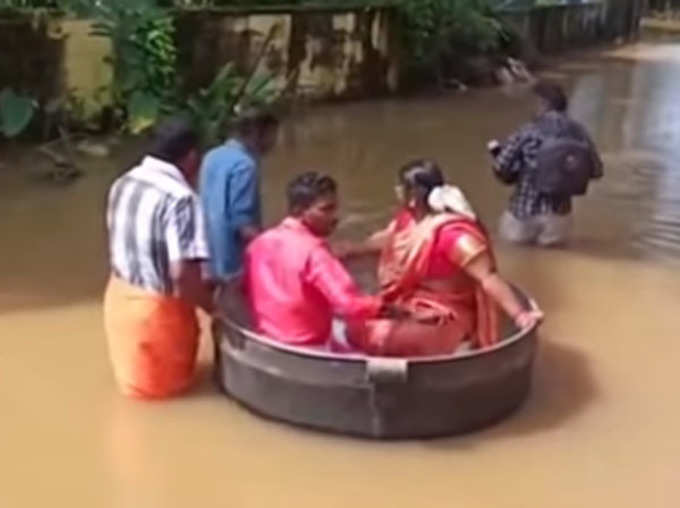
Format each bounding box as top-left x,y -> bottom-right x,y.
106,156 -> 209,295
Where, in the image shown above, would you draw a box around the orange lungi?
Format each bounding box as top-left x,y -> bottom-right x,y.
103,275 -> 199,399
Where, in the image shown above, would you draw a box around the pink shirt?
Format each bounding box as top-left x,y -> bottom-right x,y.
244,218 -> 382,346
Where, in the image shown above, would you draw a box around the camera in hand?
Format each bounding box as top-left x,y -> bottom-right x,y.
488,139 -> 502,158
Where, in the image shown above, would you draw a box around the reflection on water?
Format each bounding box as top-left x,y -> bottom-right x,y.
2,39 -> 680,508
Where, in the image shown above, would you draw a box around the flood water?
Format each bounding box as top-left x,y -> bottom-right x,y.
2,38 -> 680,507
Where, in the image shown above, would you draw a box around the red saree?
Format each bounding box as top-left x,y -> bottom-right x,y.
349,210 -> 499,357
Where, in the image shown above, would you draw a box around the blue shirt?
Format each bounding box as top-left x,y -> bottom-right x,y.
199,139 -> 261,279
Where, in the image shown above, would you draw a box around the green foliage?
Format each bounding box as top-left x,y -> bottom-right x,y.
59,0 -> 177,133
398,0 -> 508,67
184,63 -> 241,147
183,63 -> 277,146
3,0 -> 507,132
0,88 -> 36,138
127,90 -> 162,134
5,0 -> 511,98
0,0 -> 58,7
55,0 -> 278,139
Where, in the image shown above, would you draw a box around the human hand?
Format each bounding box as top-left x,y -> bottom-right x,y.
381,304 -> 411,320
331,241 -> 358,260
514,309 -> 544,329
412,309 -> 446,325
488,139 -> 502,159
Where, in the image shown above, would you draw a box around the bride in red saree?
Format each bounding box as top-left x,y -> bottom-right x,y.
344,160 -> 542,357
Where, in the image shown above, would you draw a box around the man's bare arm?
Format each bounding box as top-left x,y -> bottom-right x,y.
171,260 -> 215,314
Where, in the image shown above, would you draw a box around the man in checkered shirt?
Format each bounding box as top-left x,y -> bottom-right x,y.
491,81 -> 603,246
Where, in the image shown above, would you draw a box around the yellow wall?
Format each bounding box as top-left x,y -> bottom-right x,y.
59,19 -> 112,114
1,7 -> 398,109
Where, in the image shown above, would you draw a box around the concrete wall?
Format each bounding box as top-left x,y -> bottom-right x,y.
0,12 -> 65,104
60,19 -> 112,108
174,6 -> 398,100
0,5 -> 397,109
501,0 -> 642,58
0,12 -> 111,114
647,0 -> 680,11
0,1 -> 641,111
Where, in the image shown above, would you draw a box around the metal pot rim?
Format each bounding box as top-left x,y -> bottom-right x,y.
215,286 -> 540,365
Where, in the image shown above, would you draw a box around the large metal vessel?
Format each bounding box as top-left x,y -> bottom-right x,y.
213,288 -> 538,439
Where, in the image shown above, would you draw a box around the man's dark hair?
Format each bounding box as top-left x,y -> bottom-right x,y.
235,107 -> 280,137
148,117 -> 199,163
533,80 -> 568,112
287,172 -> 337,214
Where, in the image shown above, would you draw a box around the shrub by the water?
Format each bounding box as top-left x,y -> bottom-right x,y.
0,0 -> 510,134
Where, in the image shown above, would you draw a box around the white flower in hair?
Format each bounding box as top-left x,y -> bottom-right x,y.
428,185 -> 476,219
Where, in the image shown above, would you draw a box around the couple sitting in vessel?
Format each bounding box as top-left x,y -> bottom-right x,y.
244,160 -> 543,357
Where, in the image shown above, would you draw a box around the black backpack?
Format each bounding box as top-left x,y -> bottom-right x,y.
535,136 -> 595,196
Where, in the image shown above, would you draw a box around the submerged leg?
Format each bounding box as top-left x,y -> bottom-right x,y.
499,210 -> 540,244
347,318 -> 467,357
537,213 -> 572,247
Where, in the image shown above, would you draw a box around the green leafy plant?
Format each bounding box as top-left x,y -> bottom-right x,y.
60,0 -> 177,133
184,63 -> 277,146
0,87 -> 36,138
57,0 -> 279,138
94,6 -> 177,133
181,22 -> 282,146
0,0 -> 58,6
126,90 -> 162,134
397,0 -> 509,79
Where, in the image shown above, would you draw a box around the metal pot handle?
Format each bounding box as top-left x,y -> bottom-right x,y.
367,358 -> 409,384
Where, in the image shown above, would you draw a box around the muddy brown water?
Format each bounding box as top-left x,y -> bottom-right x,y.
1,40 -> 680,507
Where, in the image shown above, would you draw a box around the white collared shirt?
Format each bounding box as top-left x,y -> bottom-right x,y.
106,156 -> 209,294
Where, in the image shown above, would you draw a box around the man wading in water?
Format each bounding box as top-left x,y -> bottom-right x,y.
104,119 -> 214,399
199,109 -> 280,284
490,81 -> 603,246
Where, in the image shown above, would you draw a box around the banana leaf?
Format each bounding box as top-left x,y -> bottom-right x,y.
127,90 -> 160,134
0,88 -> 36,138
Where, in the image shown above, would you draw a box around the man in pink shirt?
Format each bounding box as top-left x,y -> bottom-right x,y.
244,172 -> 389,348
